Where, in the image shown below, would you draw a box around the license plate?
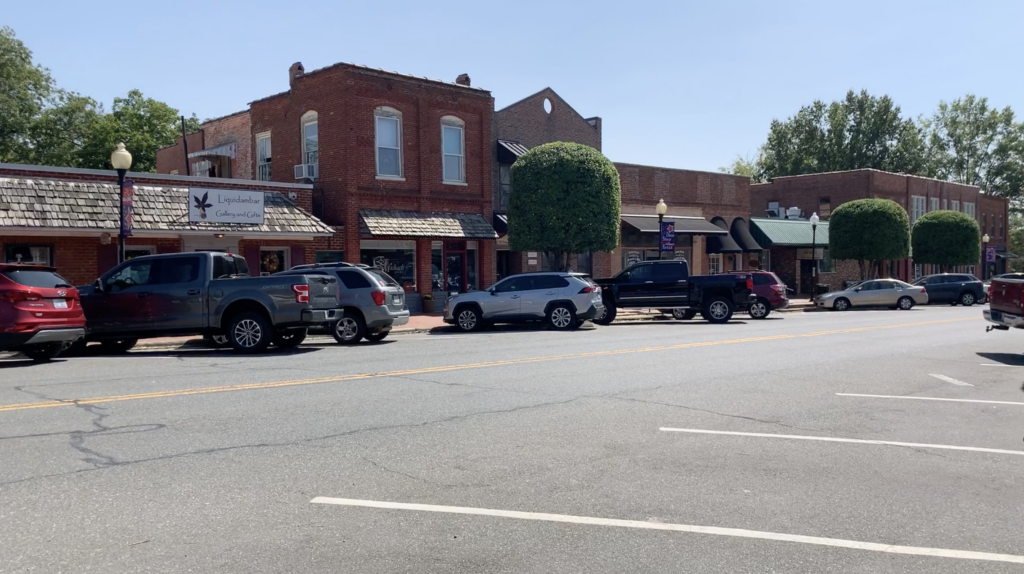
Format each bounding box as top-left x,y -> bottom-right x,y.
52,299 -> 68,309
392,295 -> 402,304
991,310 -> 1003,321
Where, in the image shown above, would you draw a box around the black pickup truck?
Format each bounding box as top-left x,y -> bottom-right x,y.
592,260 -> 754,324
77,252 -> 340,353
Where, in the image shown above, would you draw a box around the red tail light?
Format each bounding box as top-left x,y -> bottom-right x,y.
746,277 -> 753,290
578,286 -> 595,294
292,284 -> 310,304
0,290 -> 40,303
371,291 -> 386,306
920,286 -> 927,293
771,284 -> 786,295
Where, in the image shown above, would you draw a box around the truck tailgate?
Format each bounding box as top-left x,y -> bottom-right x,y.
988,278 -> 1024,315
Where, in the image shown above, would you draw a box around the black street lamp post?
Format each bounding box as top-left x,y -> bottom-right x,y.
110,143 -> 133,263
982,233 -> 990,280
809,212 -> 819,298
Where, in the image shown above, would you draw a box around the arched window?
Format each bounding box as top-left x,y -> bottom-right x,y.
301,111 -> 318,167
440,116 -> 465,184
374,107 -> 403,178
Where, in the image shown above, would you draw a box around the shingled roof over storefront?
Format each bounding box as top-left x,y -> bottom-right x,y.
0,177 -> 333,235
359,209 -> 497,239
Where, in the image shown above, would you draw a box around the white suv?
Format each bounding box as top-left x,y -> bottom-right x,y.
444,272 -> 603,332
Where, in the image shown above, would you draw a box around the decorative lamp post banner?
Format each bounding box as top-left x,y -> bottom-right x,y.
660,221 -> 675,252
120,181 -> 134,237
189,187 -> 265,224
986,247 -> 997,263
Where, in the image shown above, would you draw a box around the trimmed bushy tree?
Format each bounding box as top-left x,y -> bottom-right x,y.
508,142 -> 621,271
912,211 -> 981,271
829,198 -> 910,279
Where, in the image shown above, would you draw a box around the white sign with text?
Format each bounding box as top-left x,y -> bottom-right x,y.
189,187 -> 265,224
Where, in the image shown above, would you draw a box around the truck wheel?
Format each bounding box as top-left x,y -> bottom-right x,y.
21,343 -> 62,362
100,338 -> 138,354
672,309 -> 697,320
703,297 -> 734,324
547,304 -> 576,330
332,311 -> 366,344
229,311 -> 273,353
593,303 -> 617,325
274,329 -> 307,349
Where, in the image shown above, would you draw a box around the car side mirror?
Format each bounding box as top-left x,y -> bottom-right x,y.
93,278 -> 104,293
854,287 -> 862,292
489,288 -> 497,296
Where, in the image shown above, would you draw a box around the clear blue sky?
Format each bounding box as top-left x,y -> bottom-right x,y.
6,0 -> 1023,172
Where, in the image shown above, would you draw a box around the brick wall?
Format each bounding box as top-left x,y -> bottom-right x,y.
156,112 -> 251,179
156,131 -> 204,175
0,235 -> 182,286
248,63 -> 497,293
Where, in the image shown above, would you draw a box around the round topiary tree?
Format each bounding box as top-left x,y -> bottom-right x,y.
829,198 -> 910,279
912,210 -> 981,272
508,142 -> 621,271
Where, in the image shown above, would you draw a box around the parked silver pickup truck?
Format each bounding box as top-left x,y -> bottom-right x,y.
78,252 -> 339,353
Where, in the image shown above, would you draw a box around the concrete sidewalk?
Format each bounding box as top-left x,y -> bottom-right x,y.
125,302 -> 816,350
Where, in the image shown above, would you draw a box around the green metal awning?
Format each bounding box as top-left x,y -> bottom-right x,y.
750,217 -> 829,247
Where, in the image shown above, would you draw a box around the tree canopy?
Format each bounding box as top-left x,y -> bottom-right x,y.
0,27 -> 198,172
911,210 -> 981,269
755,90 -> 925,181
829,198 -> 910,279
508,142 -> 621,270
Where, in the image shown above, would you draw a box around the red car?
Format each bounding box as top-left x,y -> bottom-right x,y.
0,264 -> 85,361
721,270 -> 789,319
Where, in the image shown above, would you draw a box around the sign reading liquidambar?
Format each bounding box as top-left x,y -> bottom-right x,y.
188,187 -> 265,224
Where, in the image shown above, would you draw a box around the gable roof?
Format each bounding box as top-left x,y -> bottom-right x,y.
495,87 -> 600,129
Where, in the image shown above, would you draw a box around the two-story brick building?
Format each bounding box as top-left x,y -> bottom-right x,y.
750,169 -> 1011,292
157,110 -> 253,180
160,63 -> 499,311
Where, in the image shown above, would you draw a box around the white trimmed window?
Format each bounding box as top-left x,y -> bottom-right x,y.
708,253 -> 723,274
929,197 -> 939,212
301,111 -> 318,166
942,198 -> 948,210
963,202 -> 976,218
951,200 -> 960,212
441,116 -> 465,183
375,107 -> 403,178
910,196 -> 926,224
256,132 -> 272,181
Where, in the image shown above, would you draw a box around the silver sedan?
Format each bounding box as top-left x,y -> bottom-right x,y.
815,279 -> 928,311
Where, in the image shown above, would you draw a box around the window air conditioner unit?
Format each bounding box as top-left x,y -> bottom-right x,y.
294,163 -> 318,180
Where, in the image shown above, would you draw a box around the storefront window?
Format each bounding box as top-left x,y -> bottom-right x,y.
361,240 -> 416,291
431,242 -> 443,292
260,248 -> 287,276
316,250 -> 345,264
124,247 -> 155,260
466,241 -> 478,291
5,244 -> 52,265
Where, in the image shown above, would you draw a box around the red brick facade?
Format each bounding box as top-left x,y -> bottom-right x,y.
751,169 -> 1011,281
156,111 -> 252,179
248,62 -> 497,299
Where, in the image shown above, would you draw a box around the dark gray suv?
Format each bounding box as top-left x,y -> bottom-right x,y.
280,263 -> 410,344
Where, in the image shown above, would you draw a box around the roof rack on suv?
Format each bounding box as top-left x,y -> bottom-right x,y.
290,262 -> 370,270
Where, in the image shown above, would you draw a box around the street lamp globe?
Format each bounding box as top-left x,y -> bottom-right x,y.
656,199 -> 667,216
110,143 -> 132,171
983,233 -> 990,243
809,212 -> 819,226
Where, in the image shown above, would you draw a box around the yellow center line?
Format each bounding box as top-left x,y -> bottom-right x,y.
0,316 -> 977,413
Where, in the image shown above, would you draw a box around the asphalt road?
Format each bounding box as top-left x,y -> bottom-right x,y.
1,306 -> 1022,573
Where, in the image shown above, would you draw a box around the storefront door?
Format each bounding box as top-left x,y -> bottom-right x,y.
445,250 -> 466,292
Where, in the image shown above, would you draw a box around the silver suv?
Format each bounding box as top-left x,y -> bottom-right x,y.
444,272 -> 603,332
281,263 -> 410,344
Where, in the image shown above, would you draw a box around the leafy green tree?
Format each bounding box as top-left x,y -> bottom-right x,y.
756,90 -> 925,181
1007,213 -> 1024,273
508,142 -> 621,271
829,198 -> 910,279
921,95 -> 1024,200
28,91 -> 104,168
911,211 -> 981,272
0,26 -> 54,162
87,90 -> 199,172
718,154 -> 758,180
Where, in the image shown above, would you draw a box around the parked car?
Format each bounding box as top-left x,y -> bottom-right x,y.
444,272 -> 602,332
911,273 -> 985,306
593,260 -> 754,324
78,252 -> 339,353
815,279 -> 927,311
0,264 -> 85,362
721,270 -> 788,319
984,276 -> 1024,331
279,262 -> 410,344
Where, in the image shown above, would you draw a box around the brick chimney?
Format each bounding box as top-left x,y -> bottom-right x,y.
289,62 -> 305,88
455,73 -> 471,87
